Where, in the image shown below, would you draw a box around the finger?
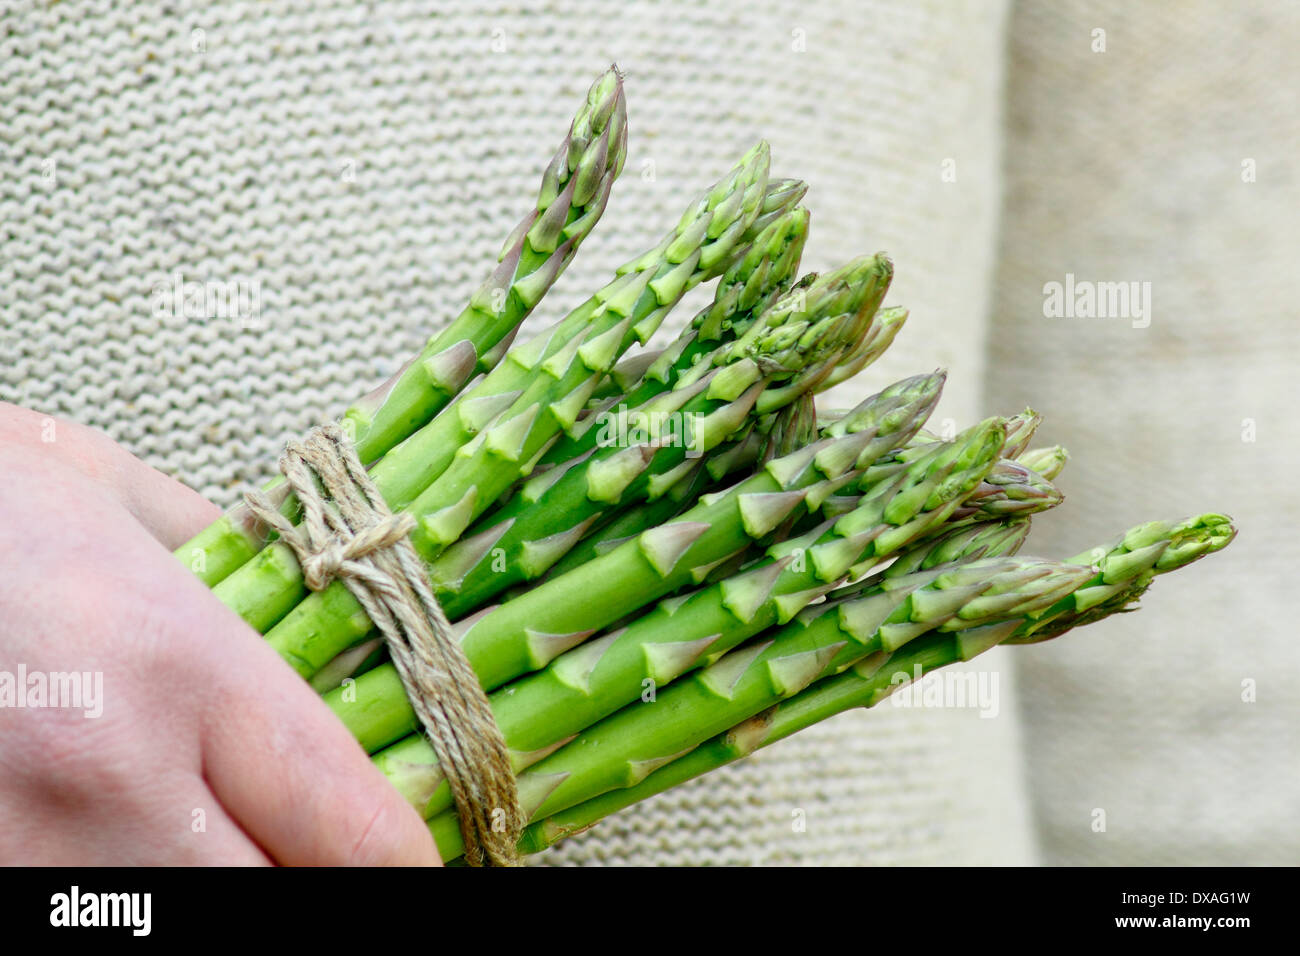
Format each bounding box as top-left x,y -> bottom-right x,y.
0,402 -> 220,548
75,786 -> 276,866
0,770 -> 272,866
188,594 -> 441,866
115,461 -> 221,551
171,784 -> 275,866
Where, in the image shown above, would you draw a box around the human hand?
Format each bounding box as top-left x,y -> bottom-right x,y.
0,403 -> 439,865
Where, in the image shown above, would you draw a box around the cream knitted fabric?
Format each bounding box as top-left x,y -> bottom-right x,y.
989,1 -> 1299,865
1,0 -> 1030,864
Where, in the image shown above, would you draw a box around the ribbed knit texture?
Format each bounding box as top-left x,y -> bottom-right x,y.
989,0 -> 1299,865
5,0 -> 1032,865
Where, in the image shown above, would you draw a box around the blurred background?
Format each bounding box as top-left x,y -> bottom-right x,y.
2,1 -> 1295,864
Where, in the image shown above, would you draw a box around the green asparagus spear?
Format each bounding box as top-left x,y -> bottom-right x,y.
877,517 -> 1033,578
948,458 -> 1062,522
429,555 -> 1087,840
177,67 -> 629,587
366,173 -> 806,520
819,455 -> 1061,543
400,144 -> 777,561
346,68 -> 632,460
857,405 -> 1039,486
373,416 -> 1006,817
290,208 -> 813,685
813,306 -> 909,392
434,511 -> 1235,859
427,206 -> 813,586
208,146 -> 788,636
542,394 -> 819,581
544,206 -> 814,465
1016,444 -> 1069,481
1005,512 -> 1237,643
324,372 -> 947,750
999,408 -> 1042,459
425,253 -> 892,616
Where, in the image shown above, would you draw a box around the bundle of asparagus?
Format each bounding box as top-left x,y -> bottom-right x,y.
174,67 -> 1236,864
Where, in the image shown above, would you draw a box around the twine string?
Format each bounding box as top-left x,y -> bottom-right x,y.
244,423 -> 524,866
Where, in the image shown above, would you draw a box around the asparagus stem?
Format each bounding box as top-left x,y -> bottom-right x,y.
326,372 -> 948,752
426,252 -> 893,616
875,517 -> 1033,579
372,415 -> 1007,818
429,555 -> 1089,848
155,66 -> 1235,870
206,147 -> 793,637
538,451 -> 722,582
546,393 -> 822,580
1005,513 -> 1237,643
176,67 -> 629,587
542,205 -> 814,466
857,404 -> 1037,482
430,511 -> 1235,860
398,145 -> 776,561
505,626 -> 1011,859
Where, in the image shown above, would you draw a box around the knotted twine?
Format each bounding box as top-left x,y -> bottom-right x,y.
243,423 -> 524,866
